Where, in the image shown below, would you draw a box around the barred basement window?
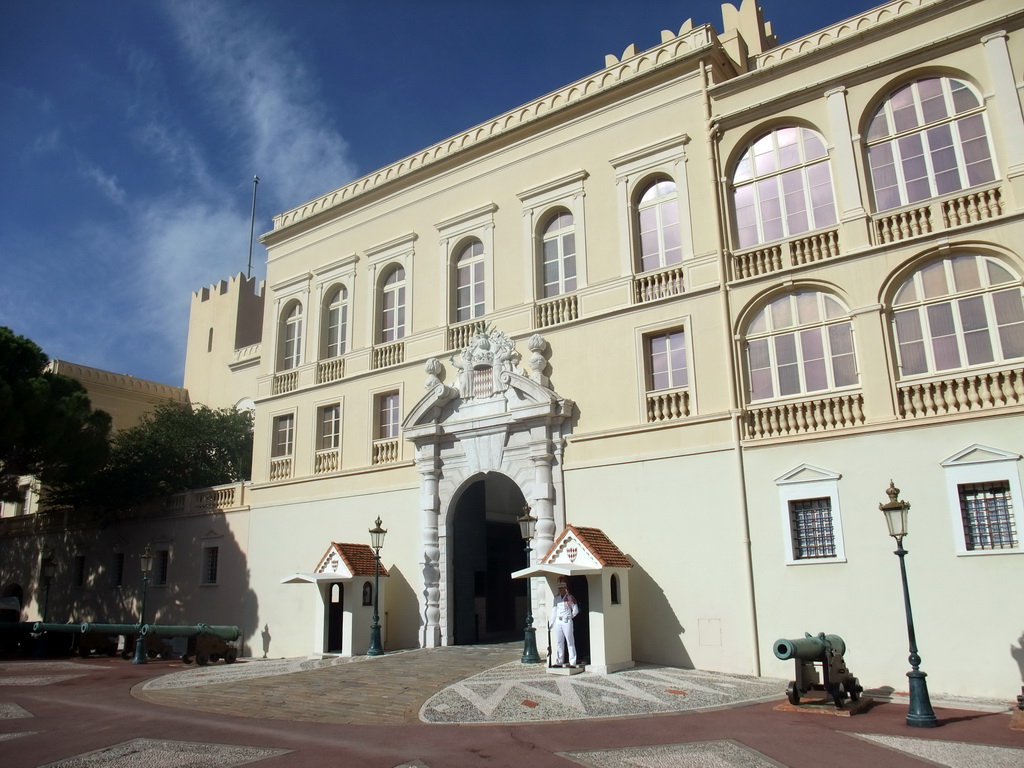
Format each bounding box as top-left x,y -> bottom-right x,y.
154,549 -> 169,586
72,555 -> 86,588
959,481 -> 1017,550
202,546 -> 219,585
789,497 -> 837,559
111,552 -> 125,587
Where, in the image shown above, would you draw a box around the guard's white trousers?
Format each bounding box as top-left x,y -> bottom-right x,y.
551,619 -> 576,666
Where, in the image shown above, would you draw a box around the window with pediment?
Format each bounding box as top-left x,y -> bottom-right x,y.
278,300 -> 303,371
454,240 -> 485,322
732,126 -> 837,249
321,285 -> 349,359
942,445 -> 1023,555
866,76 -> 996,212
540,210 -> 577,298
891,253 -> 1024,377
379,266 -> 406,343
637,178 -> 682,272
745,292 -> 858,402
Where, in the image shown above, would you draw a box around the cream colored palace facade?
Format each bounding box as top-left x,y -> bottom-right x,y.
3,0 -> 1023,699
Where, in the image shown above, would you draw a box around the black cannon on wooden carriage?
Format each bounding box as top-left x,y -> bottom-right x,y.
79,623 -> 172,660
773,632 -> 862,707
31,621 -> 96,656
141,623 -> 240,666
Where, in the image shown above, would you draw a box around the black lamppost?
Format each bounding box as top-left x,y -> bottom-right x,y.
879,481 -> 938,728
517,506 -> 541,664
40,553 -> 56,623
367,517 -> 387,656
132,545 -> 155,665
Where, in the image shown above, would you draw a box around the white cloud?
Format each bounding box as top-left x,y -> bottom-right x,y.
76,155 -> 128,207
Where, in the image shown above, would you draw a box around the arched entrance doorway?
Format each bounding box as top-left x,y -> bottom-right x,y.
326,583 -> 343,653
451,474 -> 528,645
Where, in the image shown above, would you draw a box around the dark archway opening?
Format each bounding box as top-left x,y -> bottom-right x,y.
566,575 -> 591,665
451,474 -> 527,645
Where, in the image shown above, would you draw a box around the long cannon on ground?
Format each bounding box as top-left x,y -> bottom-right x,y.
141,623 -> 240,641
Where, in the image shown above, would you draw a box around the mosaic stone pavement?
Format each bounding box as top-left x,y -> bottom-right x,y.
0,660 -> 96,688
560,740 -> 786,767
853,733 -> 1024,768
0,702 -> 33,719
140,652 -> 368,691
421,661 -> 787,723
36,738 -> 289,768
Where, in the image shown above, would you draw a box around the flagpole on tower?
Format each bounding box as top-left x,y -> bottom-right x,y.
247,175 -> 260,280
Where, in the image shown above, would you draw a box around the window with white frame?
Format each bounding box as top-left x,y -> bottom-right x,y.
454,240 -> 485,321
637,178 -> 682,272
540,210 -> 577,298
379,266 -> 406,343
776,465 -> 846,564
866,76 -> 996,212
318,404 -> 341,450
892,253 -> 1024,377
646,328 -> 688,391
745,292 -> 858,402
378,391 -> 400,440
942,445 -> 1023,555
278,301 -> 303,370
322,285 -> 349,359
732,126 -> 837,249
271,414 -> 295,458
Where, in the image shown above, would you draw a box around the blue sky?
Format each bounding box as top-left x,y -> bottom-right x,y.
1,0 -> 869,387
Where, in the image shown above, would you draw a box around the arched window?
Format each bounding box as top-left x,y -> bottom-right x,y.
732,127 -> 836,249
866,76 -> 996,212
455,240 -> 485,321
745,292 -> 858,402
278,301 -> 302,370
380,266 -> 406,343
541,211 -> 577,298
637,178 -> 681,272
892,253 -> 1024,376
322,285 -> 348,359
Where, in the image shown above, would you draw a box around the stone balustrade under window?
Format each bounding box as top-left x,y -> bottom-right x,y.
872,185 -> 1003,246
744,391 -> 865,439
897,366 -> 1024,419
316,357 -> 345,384
269,457 -> 293,481
646,387 -> 690,423
535,294 -> 579,328
272,370 -> 298,395
730,227 -> 840,281
448,321 -> 478,351
315,449 -> 340,474
634,266 -> 685,304
372,438 -> 399,465
373,341 -> 405,369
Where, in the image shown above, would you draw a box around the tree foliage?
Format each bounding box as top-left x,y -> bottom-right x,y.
0,327 -> 112,502
62,402 -> 254,512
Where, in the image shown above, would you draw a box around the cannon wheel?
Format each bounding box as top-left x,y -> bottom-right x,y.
121,649 -> 132,660
196,653 -> 210,667
848,678 -> 861,702
786,682 -> 800,706
160,648 -> 172,660
181,654 -> 192,665
210,654 -> 221,663
225,648 -> 237,664
829,683 -> 845,708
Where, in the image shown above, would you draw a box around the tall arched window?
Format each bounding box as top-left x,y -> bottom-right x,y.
322,285 -> 349,359
278,301 -> 303,370
541,211 -> 577,298
637,178 -> 681,272
892,253 -> 1024,376
866,76 -> 996,212
380,266 -> 406,343
745,292 -> 858,402
732,126 -> 836,249
455,240 -> 485,321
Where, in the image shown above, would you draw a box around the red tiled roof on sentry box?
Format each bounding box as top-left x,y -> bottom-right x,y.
332,542 -> 390,577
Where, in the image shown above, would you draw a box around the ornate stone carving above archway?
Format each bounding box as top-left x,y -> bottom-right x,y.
403,328 -> 573,647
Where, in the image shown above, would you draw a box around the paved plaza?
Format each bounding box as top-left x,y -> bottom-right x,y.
1,645 -> 1021,767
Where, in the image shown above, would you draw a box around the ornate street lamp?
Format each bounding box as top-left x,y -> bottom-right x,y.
132,545 -> 155,665
517,505 -> 541,664
367,517 -> 387,656
40,552 -> 56,623
879,481 -> 938,727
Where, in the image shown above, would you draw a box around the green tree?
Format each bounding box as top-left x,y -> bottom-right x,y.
0,327 -> 112,502
70,402 -> 254,512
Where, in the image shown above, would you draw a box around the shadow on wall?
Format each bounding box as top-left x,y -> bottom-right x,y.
382,564 -> 418,650
3,511 -> 259,657
1011,631 -> 1024,684
628,555 -> 691,668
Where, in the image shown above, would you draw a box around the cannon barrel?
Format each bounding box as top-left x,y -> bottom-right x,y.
141,623 -> 240,641
80,623 -> 141,635
32,622 -> 86,634
774,633 -> 846,661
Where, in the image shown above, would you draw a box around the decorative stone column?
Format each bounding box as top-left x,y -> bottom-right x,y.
418,451 -> 442,648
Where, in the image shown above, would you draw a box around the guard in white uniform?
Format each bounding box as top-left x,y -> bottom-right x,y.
549,577 -> 579,667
